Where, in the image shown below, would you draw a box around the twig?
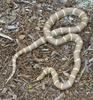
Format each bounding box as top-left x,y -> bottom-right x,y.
0,32 -> 13,41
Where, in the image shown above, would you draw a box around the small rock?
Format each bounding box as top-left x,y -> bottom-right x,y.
19,35 -> 25,40
37,3 -> 42,8
38,9 -> 42,13
33,64 -> 40,69
35,27 -> 40,31
61,57 -> 67,61
30,16 -> 37,20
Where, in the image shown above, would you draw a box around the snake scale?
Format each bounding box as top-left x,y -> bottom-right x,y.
6,8 -> 88,90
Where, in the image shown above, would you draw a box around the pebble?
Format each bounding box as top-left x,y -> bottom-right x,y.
38,9 -> 42,13
35,27 -> 40,31
37,3 -> 42,8
19,35 -> 25,40
33,64 -> 40,69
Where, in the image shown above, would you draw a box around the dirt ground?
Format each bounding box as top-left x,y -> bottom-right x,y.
0,0 -> 93,100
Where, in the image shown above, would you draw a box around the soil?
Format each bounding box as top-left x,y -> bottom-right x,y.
0,0 -> 93,100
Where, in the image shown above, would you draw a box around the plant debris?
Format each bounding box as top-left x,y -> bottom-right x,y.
0,0 -> 93,100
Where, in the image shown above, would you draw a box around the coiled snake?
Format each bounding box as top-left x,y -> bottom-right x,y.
6,8 -> 88,90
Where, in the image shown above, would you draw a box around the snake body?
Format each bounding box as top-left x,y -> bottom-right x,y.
6,8 -> 88,90
43,8 -> 88,45
36,33 -> 83,90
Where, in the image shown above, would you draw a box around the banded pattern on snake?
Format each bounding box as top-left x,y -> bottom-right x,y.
6,8 -> 88,90
43,8 -> 88,45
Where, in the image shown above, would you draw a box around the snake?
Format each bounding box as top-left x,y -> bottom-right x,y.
6,8 -> 88,90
